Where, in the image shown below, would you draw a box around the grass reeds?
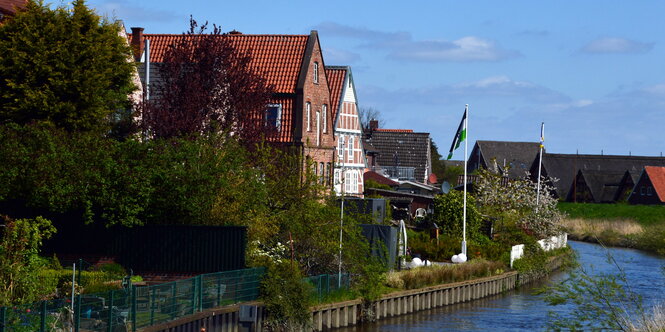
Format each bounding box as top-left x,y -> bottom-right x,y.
387,260 -> 505,290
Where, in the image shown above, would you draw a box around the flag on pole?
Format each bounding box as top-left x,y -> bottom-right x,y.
539,122 -> 545,148
447,107 -> 468,160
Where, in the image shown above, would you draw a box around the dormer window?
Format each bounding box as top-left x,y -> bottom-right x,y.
266,104 -> 282,131
313,62 -> 319,84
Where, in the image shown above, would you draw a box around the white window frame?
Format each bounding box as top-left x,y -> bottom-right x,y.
322,104 -> 327,133
313,62 -> 319,84
265,104 -> 282,131
338,135 -> 345,158
348,136 -> 354,161
316,110 -> 321,146
306,102 -> 311,132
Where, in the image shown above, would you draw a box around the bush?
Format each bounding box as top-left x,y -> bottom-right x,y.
260,261 -> 313,331
432,190 -> 483,240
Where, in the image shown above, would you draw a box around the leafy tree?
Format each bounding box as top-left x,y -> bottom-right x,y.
138,18 -> 274,141
0,123 -> 152,227
0,0 -> 136,134
432,190 -> 483,241
0,215 -> 56,305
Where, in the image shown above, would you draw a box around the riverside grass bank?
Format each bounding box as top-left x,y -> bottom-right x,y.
143,254 -> 568,332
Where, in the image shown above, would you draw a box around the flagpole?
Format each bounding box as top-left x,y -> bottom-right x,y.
462,104 -> 468,256
536,122 -> 544,212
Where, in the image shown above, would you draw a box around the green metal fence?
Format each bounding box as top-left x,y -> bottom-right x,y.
0,267 -> 264,332
305,273 -> 352,303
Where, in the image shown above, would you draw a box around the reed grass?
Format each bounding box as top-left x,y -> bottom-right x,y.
388,260 -> 505,290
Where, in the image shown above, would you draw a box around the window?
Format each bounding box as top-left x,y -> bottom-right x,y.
647,186 -> 653,196
640,186 -> 645,196
265,104 -> 282,130
316,110 -> 321,146
313,62 -> 319,84
348,136 -> 354,161
351,171 -> 358,193
319,162 -> 325,184
345,170 -> 351,193
338,135 -> 345,158
322,104 -> 327,133
326,162 -> 331,185
306,102 -> 311,131
334,169 -> 340,187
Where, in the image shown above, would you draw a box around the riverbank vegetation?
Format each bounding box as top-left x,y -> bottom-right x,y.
385,260 -> 505,290
558,203 -> 665,256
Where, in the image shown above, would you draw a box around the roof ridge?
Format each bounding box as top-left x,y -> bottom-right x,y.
136,33 -> 310,37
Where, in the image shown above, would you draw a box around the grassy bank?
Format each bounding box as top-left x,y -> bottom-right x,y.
558,202 -> 665,226
558,203 -> 665,255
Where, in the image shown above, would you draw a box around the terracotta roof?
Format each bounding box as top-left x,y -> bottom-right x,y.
326,66 -> 346,122
129,33 -> 309,94
645,166 -> 665,202
0,0 -> 26,15
374,129 -> 413,133
364,170 -> 399,187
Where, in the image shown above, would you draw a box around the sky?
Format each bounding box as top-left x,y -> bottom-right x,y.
86,0 -> 665,158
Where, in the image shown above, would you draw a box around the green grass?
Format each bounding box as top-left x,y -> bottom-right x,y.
558,202 -> 665,226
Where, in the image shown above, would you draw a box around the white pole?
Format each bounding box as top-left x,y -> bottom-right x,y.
71,263 -> 76,332
462,104 -> 468,256
338,137 -> 345,288
536,122 -> 544,212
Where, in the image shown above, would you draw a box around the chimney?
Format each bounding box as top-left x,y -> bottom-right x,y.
130,27 -> 144,62
369,119 -> 379,131
229,30 -> 242,35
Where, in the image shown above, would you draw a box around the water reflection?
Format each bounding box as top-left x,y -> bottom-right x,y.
337,241 -> 665,332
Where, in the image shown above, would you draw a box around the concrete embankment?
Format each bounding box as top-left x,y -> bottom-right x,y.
141,255 -> 566,332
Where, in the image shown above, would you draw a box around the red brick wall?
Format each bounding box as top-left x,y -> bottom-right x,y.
301,41 -> 335,177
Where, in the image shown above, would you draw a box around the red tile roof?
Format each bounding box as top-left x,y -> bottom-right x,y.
364,170 -> 399,187
326,67 -> 346,123
0,0 -> 26,15
129,34 -> 309,94
645,166 -> 665,202
374,129 -> 413,133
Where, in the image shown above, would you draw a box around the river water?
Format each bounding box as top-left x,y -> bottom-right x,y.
337,241 -> 665,331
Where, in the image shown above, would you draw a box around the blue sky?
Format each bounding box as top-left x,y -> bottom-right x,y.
87,0 -> 665,157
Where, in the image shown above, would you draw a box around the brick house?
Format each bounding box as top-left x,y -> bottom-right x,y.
326,66 -> 365,196
628,166 -> 665,205
128,28 -> 336,184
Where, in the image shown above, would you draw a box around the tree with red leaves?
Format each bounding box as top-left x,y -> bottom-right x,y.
139,18 -> 274,141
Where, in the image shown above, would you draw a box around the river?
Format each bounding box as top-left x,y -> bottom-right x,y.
337,241 -> 665,331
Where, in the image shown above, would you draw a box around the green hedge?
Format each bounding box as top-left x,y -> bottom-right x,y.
36,269 -> 122,296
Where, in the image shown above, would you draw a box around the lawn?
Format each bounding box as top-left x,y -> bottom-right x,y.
558,202 -> 665,226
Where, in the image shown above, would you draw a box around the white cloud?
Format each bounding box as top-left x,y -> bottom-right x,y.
323,47 -> 361,64
581,37 -> 653,54
314,22 -> 520,63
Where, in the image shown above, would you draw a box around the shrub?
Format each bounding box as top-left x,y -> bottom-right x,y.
432,190 -> 483,241
260,261 -> 313,331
